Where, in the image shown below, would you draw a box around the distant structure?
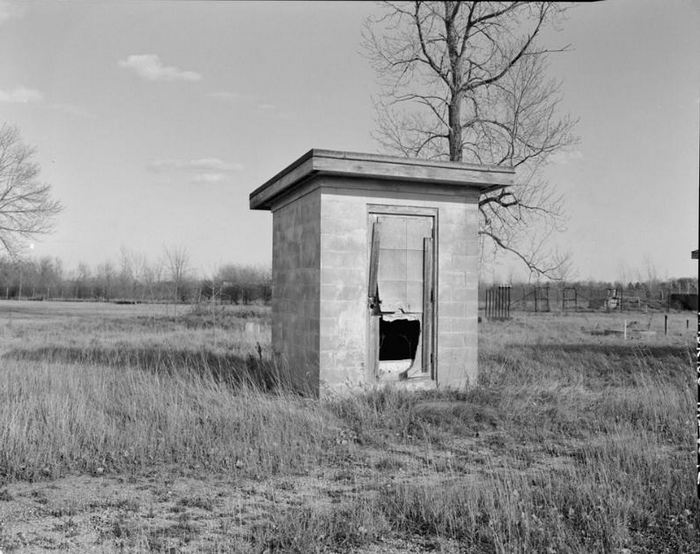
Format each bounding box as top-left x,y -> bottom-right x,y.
670,249 -> 700,311
250,150 -> 513,395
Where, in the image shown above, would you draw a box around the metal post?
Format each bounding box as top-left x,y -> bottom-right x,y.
493,287 -> 497,319
507,286 -> 511,319
562,287 -> 565,312
534,287 -> 538,313
696,310 -> 700,498
664,314 -> 668,336
500,286 -> 504,319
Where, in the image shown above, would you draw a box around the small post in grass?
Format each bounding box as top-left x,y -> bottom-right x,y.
696,307 -> 700,499
664,314 -> 668,336
690,248 -> 698,498
623,319 -> 627,340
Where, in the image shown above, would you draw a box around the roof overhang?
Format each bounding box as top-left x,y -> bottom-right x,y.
249,149 -> 515,210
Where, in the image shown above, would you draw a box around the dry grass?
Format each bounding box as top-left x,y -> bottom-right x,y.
0,361 -> 333,482
0,301 -> 697,552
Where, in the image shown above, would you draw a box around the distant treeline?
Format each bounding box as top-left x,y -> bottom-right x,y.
1,254 -> 696,308
0,255 -> 271,304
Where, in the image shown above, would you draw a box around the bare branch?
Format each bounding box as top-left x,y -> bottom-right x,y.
0,124 -> 63,258
363,2 -> 577,278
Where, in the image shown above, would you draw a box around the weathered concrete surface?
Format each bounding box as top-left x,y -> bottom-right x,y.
252,150 -> 513,396
271,187 -> 321,394
318,177 -> 479,392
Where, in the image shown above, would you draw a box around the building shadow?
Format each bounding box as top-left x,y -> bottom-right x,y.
2,344 -> 306,394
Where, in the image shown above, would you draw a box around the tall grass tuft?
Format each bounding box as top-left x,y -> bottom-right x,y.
0,359 -> 334,481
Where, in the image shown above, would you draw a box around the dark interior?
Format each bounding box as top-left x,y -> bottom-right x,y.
379,317 -> 420,361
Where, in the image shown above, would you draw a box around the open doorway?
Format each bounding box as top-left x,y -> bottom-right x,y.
368,211 -> 435,381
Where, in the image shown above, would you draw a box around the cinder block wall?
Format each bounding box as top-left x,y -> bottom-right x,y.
435,196 -> 479,388
318,177 -> 480,392
271,188 -> 321,393
318,186 -> 367,389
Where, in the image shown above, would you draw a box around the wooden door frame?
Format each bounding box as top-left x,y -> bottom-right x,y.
366,204 -> 439,383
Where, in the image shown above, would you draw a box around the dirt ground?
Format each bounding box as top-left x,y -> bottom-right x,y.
0,446 -> 475,553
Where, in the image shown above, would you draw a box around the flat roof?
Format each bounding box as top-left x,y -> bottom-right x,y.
249,149 -> 515,210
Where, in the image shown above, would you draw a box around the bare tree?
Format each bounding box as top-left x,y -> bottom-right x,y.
75,262 -> 92,299
164,245 -> 190,302
0,124 -> 62,256
96,261 -> 116,300
364,2 -> 578,278
118,246 -> 149,299
141,257 -> 164,301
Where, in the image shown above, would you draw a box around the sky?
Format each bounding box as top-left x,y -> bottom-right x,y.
0,0 -> 698,282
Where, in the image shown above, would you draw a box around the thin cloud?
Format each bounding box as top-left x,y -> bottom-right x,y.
148,157 -> 243,173
0,86 -> 42,103
118,54 -> 201,82
207,91 -> 243,101
210,94 -> 296,120
148,157 -> 242,185
0,85 -> 92,117
191,173 -> 226,184
46,102 -> 95,119
0,0 -> 24,26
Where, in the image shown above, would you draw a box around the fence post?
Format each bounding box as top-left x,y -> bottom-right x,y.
664,314 -> 668,335
534,287 -> 538,313
562,287 -> 565,312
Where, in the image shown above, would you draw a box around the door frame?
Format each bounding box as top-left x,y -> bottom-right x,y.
366,204 -> 439,383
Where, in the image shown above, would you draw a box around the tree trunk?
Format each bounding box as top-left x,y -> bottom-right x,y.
448,91 -> 463,161
445,2 -> 462,161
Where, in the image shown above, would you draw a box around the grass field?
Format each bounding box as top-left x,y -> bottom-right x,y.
0,300 -> 697,552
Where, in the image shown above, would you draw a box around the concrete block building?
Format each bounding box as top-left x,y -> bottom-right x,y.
250,149 -> 513,395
